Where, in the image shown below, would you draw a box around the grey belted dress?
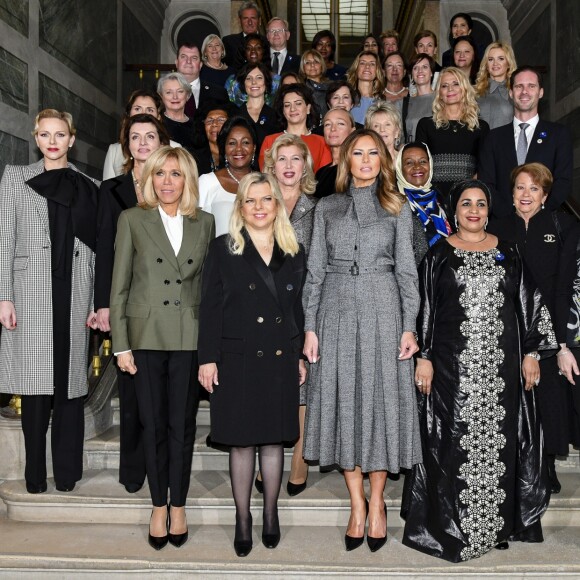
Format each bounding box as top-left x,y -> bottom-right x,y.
302,182 -> 422,472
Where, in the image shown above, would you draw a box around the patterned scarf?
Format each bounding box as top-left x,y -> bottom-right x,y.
395,144 -> 451,247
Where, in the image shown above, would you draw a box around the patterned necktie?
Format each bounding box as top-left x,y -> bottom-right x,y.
272,52 -> 280,75
516,122 -> 530,165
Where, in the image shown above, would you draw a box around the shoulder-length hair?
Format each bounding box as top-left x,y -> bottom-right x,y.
346,51 -> 385,99
335,129 -> 405,216
217,116 -> 258,169
325,79 -> 360,108
201,34 -> 226,62
33,109 -> 76,136
510,162 -> 553,196
262,133 -> 317,195
433,67 -> 480,131
299,49 -> 327,82
273,83 -> 319,130
121,113 -> 171,174
475,42 -> 517,97
140,146 -> 199,218
236,61 -> 273,96
228,172 -> 300,256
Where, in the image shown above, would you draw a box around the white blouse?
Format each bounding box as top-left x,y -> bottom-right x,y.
198,172 -> 237,237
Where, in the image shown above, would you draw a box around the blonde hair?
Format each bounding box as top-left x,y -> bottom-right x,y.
201,34 -> 226,62
347,51 -> 385,99
262,133 -> 317,195
299,49 -> 327,81
228,172 -> 300,256
336,129 -> 405,216
140,146 -> 199,218
474,42 -> 517,97
364,100 -> 403,146
433,67 -> 480,131
33,109 -> 76,136
511,162 -> 553,196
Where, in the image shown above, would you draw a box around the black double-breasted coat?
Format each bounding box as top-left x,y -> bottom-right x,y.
198,233 -> 306,446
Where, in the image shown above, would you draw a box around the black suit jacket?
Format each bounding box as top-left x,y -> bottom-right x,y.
184,80 -> 229,120
197,233 -> 306,445
222,32 -> 268,71
478,119 -> 573,218
276,52 -> 300,74
95,173 -> 137,309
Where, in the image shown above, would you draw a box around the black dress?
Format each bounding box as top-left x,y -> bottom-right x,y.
402,240 -> 554,562
415,117 -> 489,203
313,163 -> 337,198
161,115 -> 196,154
237,103 -> 281,155
198,233 -> 306,446
489,209 -> 580,454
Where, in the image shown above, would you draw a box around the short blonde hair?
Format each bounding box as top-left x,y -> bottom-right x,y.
32,109 -> 76,136
140,146 -> 199,218
433,67 -> 480,131
299,49 -> 327,81
364,100 -> 403,145
201,34 -> 226,62
262,133 -> 317,195
228,172 -> 300,256
475,42 -> 517,97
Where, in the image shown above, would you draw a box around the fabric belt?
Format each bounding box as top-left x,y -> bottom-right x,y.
325,264 -> 393,276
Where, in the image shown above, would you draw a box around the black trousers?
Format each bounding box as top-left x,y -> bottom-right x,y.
20,330 -> 84,487
117,369 -> 146,488
133,350 -> 199,507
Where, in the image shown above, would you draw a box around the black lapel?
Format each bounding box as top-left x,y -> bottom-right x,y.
110,173 -> 137,211
242,232 -> 283,307
526,120 -> 547,160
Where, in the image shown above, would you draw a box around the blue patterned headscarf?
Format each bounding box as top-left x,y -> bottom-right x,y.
395,142 -> 451,247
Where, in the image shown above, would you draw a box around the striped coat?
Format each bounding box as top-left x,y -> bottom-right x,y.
0,160 -> 98,398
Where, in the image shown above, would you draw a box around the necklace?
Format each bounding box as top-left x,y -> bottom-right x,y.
132,170 -> 144,203
384,86 -> 407,96
226,166 -> 242,184
456,231 -> 488,243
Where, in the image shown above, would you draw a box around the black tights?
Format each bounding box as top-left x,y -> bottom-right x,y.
229,444 -> 284,541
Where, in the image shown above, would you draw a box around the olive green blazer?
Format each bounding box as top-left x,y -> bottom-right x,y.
110,206 -> 215,352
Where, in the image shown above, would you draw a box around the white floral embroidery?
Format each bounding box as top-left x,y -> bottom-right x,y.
455,249 -> 506,561
538,305 -> 556,346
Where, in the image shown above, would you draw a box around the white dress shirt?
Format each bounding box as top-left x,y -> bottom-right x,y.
158,205 -> 183,255
190,78 -> 201,107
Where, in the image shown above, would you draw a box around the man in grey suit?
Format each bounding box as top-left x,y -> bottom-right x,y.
478,66 -> 573,218
266,17 -> 299,75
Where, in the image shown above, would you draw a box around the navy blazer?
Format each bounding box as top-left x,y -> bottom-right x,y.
478,119 -> 573,218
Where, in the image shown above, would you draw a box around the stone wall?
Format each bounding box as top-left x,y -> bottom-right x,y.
0,0 -> 167,180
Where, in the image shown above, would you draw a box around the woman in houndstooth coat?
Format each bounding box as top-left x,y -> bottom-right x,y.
0,109 -> 99,494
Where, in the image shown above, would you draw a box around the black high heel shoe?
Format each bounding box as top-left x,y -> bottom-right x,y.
168,505 -> 189,548
148,509 -> 168,551
234,513 -> 253,557
286,478 -> 307,496
547,455 -> 562,494
262,512 -> 281,549
254,475 -> 264,494
345,499 -> 369,551
367,503 -> 387,552
495,541 -> 509,550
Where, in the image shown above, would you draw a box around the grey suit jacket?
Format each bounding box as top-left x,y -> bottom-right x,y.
110,205 -> 215,353
0,160 -> 98,398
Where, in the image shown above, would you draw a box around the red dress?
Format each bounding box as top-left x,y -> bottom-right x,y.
259,132 -> 332,173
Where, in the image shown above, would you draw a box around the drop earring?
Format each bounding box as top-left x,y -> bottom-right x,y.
485,218 -> 489,229
454,215 -> 459,229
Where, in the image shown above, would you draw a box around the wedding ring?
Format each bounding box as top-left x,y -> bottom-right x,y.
416,380 -> 423,386
534,378 -> 540,386
558,370 -> 564,376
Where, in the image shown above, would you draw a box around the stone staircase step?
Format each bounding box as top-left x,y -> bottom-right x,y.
111,397 -> 211,427
1,469 -> 579,529
85,424 -> 296,471
0,516 -> 579,578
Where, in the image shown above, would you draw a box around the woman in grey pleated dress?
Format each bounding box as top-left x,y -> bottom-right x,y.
303,128 -> 422,553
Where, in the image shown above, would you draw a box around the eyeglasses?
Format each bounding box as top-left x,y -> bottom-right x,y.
267,28 -> 287,34
204,117 -> 228,125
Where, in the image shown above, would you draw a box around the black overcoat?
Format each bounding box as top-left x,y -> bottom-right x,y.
198,233 -> 306,446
